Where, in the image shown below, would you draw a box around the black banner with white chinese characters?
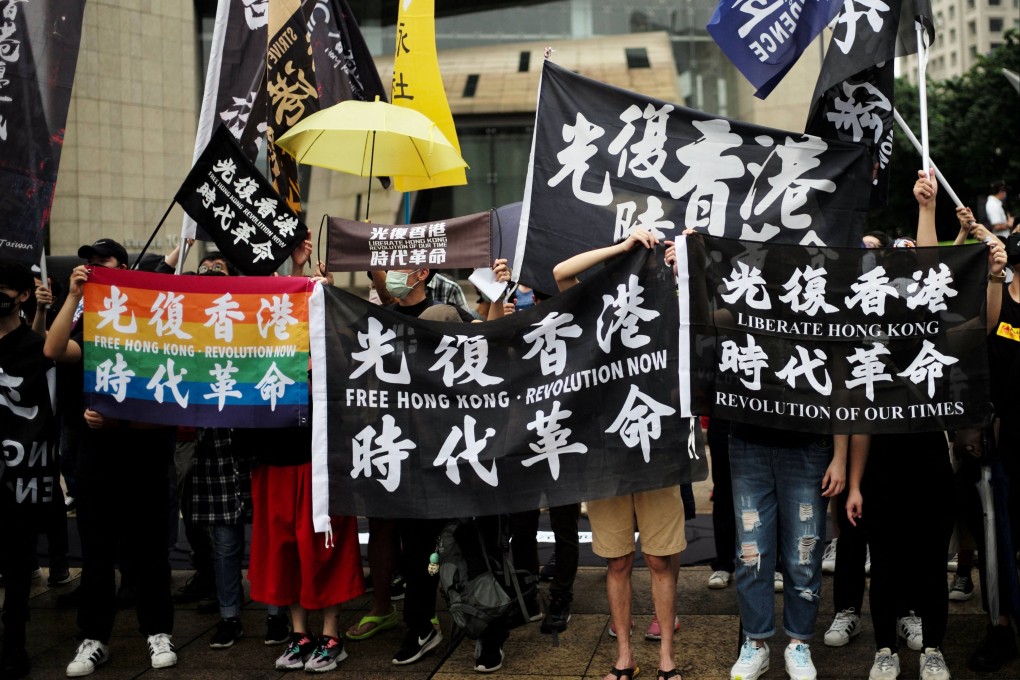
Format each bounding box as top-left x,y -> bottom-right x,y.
515,61 -> 874,296
0,328 -> 58,506
309,246 -> 707,523
678,235 -> 991,434
326,212 -> 490,272
175,125 -> 309,276
0,0 -> 86,262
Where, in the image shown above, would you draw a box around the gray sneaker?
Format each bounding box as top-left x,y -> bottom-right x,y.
919,647 -> 950,680
303,635 -> 348,673
868,647 -> 900,680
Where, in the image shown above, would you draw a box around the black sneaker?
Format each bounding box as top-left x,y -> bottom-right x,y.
542,593 -> 572,634
265,614 -> 290,645
389,574 -> 406,601
969,624 -> 1018,672
473,636 -> 505,673
209,617 -> 243,649
539,554 -> 557,581
47,568 -> 75,586
391,627 -> 443,665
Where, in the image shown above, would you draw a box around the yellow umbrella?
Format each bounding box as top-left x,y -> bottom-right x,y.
276,98 -> 467,219
276,98 -> 467,177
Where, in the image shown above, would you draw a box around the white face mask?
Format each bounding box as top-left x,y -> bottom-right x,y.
385,269 -> 420,298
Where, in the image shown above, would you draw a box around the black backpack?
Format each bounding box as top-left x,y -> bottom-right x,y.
436,516 -> 538,639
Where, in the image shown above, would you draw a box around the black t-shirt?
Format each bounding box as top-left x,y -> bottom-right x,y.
386,290 -> 475,322
988,282 -> 1020,422
58,325 -> 86,430
0,323 -> 59,505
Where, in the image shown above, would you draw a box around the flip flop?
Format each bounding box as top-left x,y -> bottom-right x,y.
608,666 -> 639,679
344,606 -> 398,640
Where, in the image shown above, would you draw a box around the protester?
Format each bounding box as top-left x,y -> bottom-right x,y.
707,418 -> 735,590
231,243 -> 364,672
846,170 -> 1009,680
554,228 -> 684,680
0,259 -> 59,680
985,181 -> 1011,239
951,201 -> 1020,672
44,240 -> 178,675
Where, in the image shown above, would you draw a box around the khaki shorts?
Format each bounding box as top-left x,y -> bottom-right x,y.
588,485 -> 687,559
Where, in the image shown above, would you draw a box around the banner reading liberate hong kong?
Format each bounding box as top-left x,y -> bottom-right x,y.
83,268 -> 312,428
678,235 -> 991,434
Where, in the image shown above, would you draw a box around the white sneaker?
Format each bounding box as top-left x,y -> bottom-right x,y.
946,552 -> 958,572
708,570 -> 732,589
731,638 -> 769,680
919,647 -> 950,680
821,539 -> 837,574
823,609 -> 862,647
774,571 -> 784,593
147,633 -> 178,669
897,611 -> 923,651
784,643 -> 817,680
66,639 -> 110,677
868,647 -> 900,680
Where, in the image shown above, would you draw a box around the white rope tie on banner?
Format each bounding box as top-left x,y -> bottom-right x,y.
892,108 -> 964,209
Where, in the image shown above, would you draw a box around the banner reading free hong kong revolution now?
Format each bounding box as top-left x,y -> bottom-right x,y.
83,268 -> 312,428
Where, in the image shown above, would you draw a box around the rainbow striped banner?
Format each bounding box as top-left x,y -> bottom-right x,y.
83,267 -> 312,428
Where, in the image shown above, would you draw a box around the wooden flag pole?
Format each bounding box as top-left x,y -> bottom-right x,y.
892,108 -> 964,208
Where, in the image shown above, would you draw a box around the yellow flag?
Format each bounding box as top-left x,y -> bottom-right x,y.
392,0 -> 467,192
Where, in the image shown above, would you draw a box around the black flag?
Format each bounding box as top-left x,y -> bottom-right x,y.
175,125 -> 309,276
806,0 -> 935,207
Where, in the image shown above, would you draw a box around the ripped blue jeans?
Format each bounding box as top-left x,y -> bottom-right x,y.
729,435 -> 831,640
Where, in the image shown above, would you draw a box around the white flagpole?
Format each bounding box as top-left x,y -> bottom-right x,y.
38,249 -> 49,309
892,108 -> 964,208
915,21 -> 931,174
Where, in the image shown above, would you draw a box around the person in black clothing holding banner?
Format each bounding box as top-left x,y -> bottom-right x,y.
0,259 -> 60,680
378,264 -> 474,668
44,242 -> 178,677
845,170 -> 1009,680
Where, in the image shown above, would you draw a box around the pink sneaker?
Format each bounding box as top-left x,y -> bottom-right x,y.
607,618 -> 634,638
645,614 -> 681,640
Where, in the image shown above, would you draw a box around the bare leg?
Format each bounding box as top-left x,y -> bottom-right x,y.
321,605 -> 340,639
647,553 -> 678,673
347,518 -> 396,636
290,604 -> 308,636
604,553 -> 636,680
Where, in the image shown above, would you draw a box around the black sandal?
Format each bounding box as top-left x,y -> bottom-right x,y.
609,667 -> 639,679
657,670 -> 681,680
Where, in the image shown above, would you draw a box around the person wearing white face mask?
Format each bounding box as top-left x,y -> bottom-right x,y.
382,267 -> 475,322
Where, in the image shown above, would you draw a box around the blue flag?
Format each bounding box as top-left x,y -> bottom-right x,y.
708,0 -> 844,99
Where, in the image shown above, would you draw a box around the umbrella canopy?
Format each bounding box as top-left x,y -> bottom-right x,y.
275,98 -> 468,179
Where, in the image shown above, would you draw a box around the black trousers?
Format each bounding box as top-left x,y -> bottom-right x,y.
510,504 -> 580,597
866,439 -> 955,651
75,427 -> 175,643
708,419 -> 736,573
832,486 -> 868,613
398,517 -> 446,636
0,495 -> 45,650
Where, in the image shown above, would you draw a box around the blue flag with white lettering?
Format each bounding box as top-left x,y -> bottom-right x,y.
707,0 -> 843,99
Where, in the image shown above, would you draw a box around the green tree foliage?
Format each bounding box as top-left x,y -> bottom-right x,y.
868,29 -> 1019,240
